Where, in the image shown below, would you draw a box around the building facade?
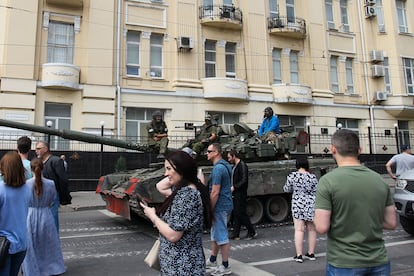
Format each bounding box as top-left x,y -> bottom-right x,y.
0,0 -> 413,154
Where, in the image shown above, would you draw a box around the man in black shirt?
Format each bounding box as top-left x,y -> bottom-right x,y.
227,150 -> 257,240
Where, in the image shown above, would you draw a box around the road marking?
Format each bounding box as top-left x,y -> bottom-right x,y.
246,239 -> 414,266
60,230 -> 139,240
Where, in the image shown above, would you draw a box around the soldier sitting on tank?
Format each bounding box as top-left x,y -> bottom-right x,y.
146,110 -> 169,159
258,106 -> 280,144
189,114 -> 218,155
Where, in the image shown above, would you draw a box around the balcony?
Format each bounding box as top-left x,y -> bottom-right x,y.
199,5 -> 243,30
268,16 -> 306,39
201,78 -> 248,100
41,63 -> 81,90
46,0 -> 83,8
383,94 -> 414,117
272,83 -> 312,105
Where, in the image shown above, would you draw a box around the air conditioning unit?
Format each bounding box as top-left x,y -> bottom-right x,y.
374,91 -> 387,101
364,0 -> 376,5
372,65 -> 385,77
365,6 -> 376,17
370,50 -> 384,63
177,36 -> 194,50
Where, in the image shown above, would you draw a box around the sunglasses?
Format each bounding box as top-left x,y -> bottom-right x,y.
207,150 -> 216,153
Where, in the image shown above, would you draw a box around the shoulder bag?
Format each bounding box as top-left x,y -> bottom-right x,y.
144,238 -> 160,271
0,236 -> 10,268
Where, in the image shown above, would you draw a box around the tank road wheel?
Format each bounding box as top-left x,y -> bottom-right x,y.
246,198 -> 263,225
265,196 -> 289,223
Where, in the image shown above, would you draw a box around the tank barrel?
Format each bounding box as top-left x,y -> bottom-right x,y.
0,119 -> 147,151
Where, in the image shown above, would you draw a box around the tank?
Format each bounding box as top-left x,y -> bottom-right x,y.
0,118 -> 335,224
95,121 -> 336,224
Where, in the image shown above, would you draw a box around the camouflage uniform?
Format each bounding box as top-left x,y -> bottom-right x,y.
186,115 -> 218,154
146,111 -> 169,157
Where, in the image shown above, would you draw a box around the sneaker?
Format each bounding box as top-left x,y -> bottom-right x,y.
156,154 -> 165,159
211,264 -> 232,276
229,233 -> 240,240
205,259 -> 217,269
293,255 -> 303,263
305,253 -> 316,261
243,232 -> 258,241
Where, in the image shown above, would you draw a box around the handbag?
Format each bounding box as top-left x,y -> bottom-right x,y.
144,238 -> 160,271
0,236 -> 10,268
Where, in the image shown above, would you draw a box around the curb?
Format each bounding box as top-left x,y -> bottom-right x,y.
59,204 -> 106,213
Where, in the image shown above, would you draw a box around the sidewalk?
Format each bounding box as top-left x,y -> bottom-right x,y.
59,191 -> 106,212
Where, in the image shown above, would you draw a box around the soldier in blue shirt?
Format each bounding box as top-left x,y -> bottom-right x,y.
258,107 -> 280,143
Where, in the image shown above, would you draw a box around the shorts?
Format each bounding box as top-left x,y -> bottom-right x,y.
326,262 -> 390,276
210,210 -> 230,245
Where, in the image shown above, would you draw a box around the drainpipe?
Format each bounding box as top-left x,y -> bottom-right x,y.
357,0 -> 376,153
116,0 -> 122,138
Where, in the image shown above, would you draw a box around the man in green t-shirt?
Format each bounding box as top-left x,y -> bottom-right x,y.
314,129 -> 397,275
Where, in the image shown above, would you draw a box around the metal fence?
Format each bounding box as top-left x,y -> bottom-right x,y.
0,129 -> 411,155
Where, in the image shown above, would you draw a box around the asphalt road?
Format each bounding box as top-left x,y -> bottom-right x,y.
58,209 -> 414,276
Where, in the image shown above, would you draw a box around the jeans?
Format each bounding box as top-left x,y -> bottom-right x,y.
326,262 -> 391,276
0,250 -> 26,276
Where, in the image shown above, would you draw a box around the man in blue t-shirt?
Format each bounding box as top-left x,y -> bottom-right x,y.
205,143 -> 233,276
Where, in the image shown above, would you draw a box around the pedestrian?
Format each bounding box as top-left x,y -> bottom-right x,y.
386,144 -> 414,180
227,150 -> 257,240
206,143 -> 233,276
140,150 -> 212,275
60,154 -> 68,172
146,110 -> 169,159
283,157 -> 318,263
17,136 -> 33,180
35,141 -> 72,231
314,129 -> 397,275
21,158 -> 66,276
0,151 -> 32,276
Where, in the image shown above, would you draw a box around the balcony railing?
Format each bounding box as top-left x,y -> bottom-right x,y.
268,15 -> 306,38
199,5 -> 243,29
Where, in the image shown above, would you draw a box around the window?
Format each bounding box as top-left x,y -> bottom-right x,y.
45,103 -> 71,150
398,121 -> 410,149
384,57 -> 391,93
126,31 -> 140,76
225,42 -> 236,78
150,34 -> 163,78
126,108 -> 162,144
330,56 -> 339,93
376,0 -> 385,32
396,0 -> 408,33
345,58 -> 354,94
205,40 -> 216,78
279,115 -> 306,152
272,49 -> 282,84
289,51 -> 299,84
203,0 -> 213,16
47,21 -> 74,63
223,0 -> 232,6
325,0 -> 334,29
286,0 -> 295,23
336,118 -> 359,135
269,0 -> 278,19
403,58 -> 414,94
340,0 -> 349,32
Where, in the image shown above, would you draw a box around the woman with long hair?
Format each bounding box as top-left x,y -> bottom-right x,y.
22,158 -> 66,275
0,151 -> 32,276
141,150 -> 212,275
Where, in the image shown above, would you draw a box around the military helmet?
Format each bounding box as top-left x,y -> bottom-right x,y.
152,110 -> 163,120
264,107 -> 274,117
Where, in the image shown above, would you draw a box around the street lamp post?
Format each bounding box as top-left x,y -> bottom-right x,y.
367,123 -> 372,155
306,122 -> 311,155
46,120 -> 53,145
99,121 -> 105,176
394,123 -> 400,154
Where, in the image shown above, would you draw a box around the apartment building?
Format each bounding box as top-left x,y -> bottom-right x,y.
0,0 -> 413,154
